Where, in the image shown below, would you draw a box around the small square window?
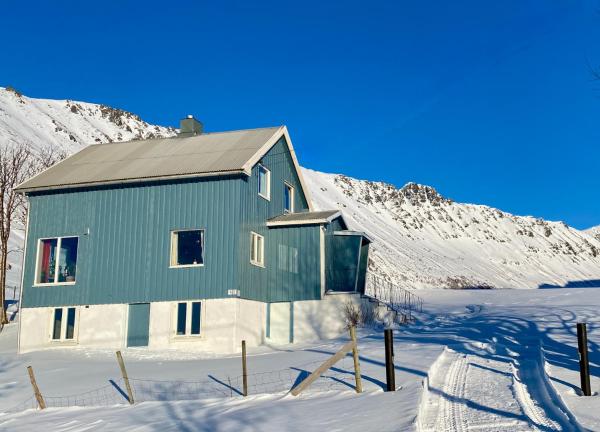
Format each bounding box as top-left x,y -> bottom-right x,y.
258,164 -> 270,200
250,232 -> 265,267
171,230 -> 204,267
36,237 -> 78,285
52,307 -> 76,341
284,182 -> 294,213
175,301 -> 202,336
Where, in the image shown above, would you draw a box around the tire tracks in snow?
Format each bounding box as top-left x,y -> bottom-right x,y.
417,344 -> 582,432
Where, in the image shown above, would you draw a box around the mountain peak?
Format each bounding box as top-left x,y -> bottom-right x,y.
399,182 -> 452,206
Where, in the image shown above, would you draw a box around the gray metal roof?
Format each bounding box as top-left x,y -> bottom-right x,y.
267,210 -> 341,226
16,126 -> 282,192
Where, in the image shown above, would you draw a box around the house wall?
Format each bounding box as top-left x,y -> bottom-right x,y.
19,295 -> 367,354
239,137 -> 321,303
265,293 -> 372,345
19,298 -> 266,354
22,176 -> 245,308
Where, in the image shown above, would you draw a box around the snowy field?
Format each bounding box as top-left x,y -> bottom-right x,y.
1,288 -> 599,431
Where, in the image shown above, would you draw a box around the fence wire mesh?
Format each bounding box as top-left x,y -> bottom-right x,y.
2,355 -> 360,414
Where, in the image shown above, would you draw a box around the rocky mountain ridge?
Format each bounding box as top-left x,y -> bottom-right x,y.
2,86 -> 599,291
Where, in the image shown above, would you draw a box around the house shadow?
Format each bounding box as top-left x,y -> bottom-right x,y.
539,280 -> 600,289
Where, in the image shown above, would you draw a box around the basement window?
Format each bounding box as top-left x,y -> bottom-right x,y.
175,301 -> 202,336
284,182 -> 294,213
258,164 -> 271,200
250,232 -> 265,267
170,230 -> 204,267
51,307 -> 76,341
35,237 -> 78,285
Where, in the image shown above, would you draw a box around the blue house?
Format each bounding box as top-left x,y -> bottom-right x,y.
16,117 -> 372,353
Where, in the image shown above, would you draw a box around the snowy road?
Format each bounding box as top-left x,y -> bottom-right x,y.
418,347 -> 574,431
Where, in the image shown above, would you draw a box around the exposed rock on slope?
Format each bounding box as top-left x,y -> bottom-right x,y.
0,87 -> 176,290
303,169 -> 600,289
3,86 -> 598,291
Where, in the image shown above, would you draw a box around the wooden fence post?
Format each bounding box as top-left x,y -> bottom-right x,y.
116,351 -> 134,404
577,323 -> 592,396
349,326 -> 363,393
26,366 -> 46,409
384,328 -> 396,391
242,340 -> 248,396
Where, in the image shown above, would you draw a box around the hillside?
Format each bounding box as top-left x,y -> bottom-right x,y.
586,225 -> 600,242
0,87 -> 176,290
2,86 -> 599,292
303,169 -> 600,289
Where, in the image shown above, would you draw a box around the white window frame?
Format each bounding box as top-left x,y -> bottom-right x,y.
257,164 -> 271,200
34,236 -> 79,286
284,181 -> 295,213
250,231 -> 265,267
170,229 -> 205,268
172,300 -> 203,338
49,306 -> 78,342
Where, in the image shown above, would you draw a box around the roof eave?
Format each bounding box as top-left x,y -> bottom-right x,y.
16,169 -> 247,194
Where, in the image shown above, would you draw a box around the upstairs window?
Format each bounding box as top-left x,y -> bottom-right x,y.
250,232 -> 265,267
171,230 -> 204,267
175,301 -> 202,336
284,182 -> 294,213
36,237 -> 78,285
52,307 -> 76,341
258,164 -> 270,200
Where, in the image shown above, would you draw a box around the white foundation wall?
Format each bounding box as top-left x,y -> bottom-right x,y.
293,293 -> 366,343
18,295 -> 365,354
19,299 -> 266,354
19,304 -> 127,353
148,298 -> 265,353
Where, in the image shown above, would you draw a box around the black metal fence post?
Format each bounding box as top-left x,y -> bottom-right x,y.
384,329 -> 395,391
577,322 -> 592,396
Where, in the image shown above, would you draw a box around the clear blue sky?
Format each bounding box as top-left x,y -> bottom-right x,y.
1,1 -> 599,229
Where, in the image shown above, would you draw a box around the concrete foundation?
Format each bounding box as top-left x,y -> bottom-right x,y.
18,293 -> 371,354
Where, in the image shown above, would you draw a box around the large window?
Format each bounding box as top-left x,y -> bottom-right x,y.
250,232 -> 265,267
36,237 -> 78,285
52,307 -> 76,341
258,164 -> 270,200
284,182 -> 294,213
175,301 -> 202,336
170,230 -> 204,267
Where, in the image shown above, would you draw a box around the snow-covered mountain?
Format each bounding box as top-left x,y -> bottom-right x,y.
586,225 -> 600,242
303,169 -> 600,289
0,86 -> 176,291
2,86 -> 599,291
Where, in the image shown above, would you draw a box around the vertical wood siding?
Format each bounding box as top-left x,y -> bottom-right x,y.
22,136 -> 323,308
22,176 -> 243,307
238,137 -> 321,302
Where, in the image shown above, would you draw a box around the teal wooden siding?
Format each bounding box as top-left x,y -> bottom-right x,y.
127,303 -> 150,347
22,176 -> 244,308
21,135 -> 325,308
238,137 -> 320,302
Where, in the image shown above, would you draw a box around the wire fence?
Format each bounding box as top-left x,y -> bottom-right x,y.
2,355 -> 360,415
365,272 -> 424,322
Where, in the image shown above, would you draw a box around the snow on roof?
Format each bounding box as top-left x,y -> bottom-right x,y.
16,126 -> 284,192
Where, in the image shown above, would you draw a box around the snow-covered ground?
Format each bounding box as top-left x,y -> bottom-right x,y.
1,288 -> 599,431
